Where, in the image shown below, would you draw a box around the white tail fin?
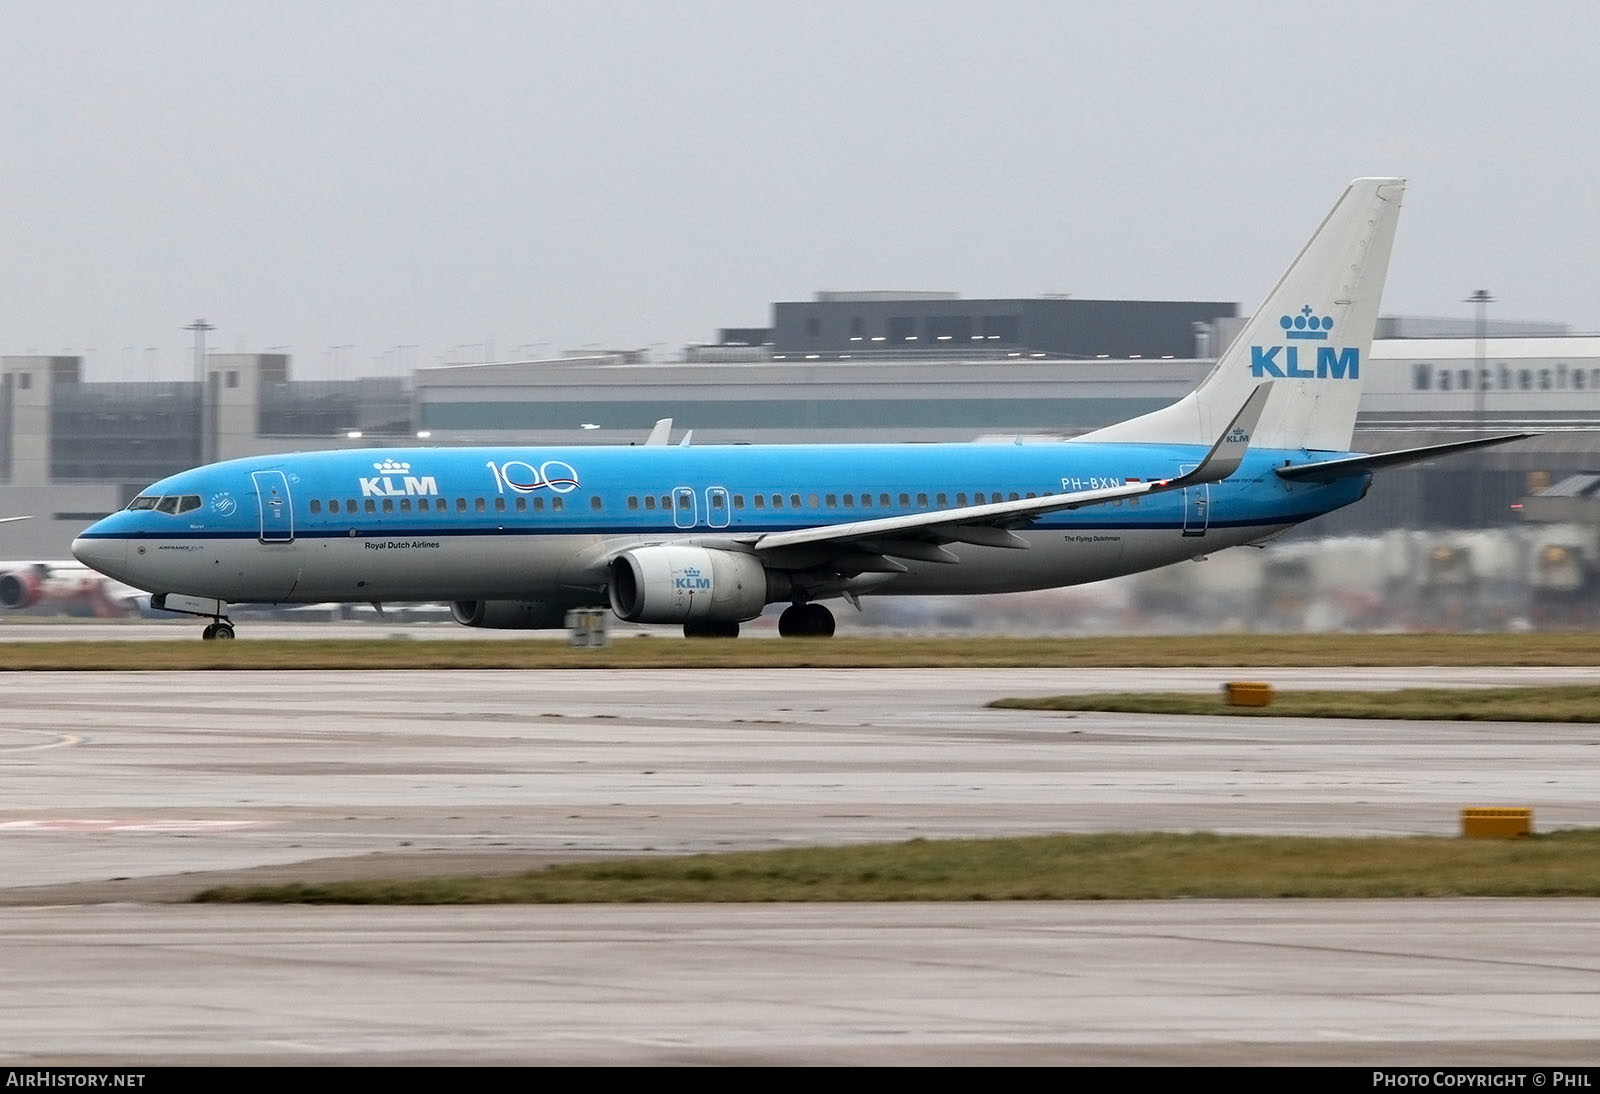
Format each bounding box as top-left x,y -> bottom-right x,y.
1077,177 -> 1405,452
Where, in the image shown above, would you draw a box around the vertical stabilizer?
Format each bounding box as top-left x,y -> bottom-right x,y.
1076,177 -> 1405,451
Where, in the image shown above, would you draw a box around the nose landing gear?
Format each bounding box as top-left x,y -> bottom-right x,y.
150,594 -> 236,640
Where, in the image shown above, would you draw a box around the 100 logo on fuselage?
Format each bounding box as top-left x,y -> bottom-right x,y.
486,459 -> 580,495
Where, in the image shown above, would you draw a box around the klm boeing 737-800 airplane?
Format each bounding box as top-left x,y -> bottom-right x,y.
71,178 -> 1531,639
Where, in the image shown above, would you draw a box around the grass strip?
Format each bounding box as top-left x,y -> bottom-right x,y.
3,632 -> 1600,670
191,830 -> 1600,904
989,684 -> 1600,722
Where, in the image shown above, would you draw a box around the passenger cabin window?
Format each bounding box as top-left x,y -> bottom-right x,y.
382,499 -> 394,513
474,498 -> 487,513
644,496 -> 656,510
365,499 -> 376,513
494,497 -> 506,512
456,498 -> 467,512
590,496 -> 603,511
552,497 -> 564,512
310,500 -> 322,514
327,499 -> 340,514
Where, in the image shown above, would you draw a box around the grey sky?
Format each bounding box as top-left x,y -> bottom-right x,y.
2,1 -> 1594,381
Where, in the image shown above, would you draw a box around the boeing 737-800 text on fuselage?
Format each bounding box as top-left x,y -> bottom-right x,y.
71,179 -> 1530,639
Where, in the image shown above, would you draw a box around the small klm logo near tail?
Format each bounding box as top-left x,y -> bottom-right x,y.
1251,305 -> 1359,380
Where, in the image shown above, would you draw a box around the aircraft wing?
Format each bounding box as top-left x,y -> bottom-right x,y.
749,382 -> 1272,560
1274,433 -> 1538,483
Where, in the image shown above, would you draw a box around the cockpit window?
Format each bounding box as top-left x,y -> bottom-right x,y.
128,493 -> 206,515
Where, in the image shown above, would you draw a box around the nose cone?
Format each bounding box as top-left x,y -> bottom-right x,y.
71,531 -> 127,579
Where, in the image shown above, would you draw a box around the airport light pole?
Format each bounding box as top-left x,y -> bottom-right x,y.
184,319 -> 214,464
1465,289 -> 1493,431
1464,290 -> 1494,528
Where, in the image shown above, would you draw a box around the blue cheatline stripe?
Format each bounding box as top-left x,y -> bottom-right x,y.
77,512 -> 1320,544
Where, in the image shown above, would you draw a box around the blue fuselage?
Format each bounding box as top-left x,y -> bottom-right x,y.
72,441 -> 1368,606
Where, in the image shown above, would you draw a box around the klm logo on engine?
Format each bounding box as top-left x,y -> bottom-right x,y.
1250,305 -> 1359,380
359,458 -> 440,498
674,565 -> 711,591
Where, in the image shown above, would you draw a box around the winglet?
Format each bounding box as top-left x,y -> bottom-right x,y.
1161,381 -> 1272,489
645,419 -> 673,446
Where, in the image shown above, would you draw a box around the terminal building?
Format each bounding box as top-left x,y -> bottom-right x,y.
3,293 -> 1596,591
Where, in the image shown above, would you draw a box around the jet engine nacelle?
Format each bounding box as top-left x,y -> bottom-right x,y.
608,545 -> 769,623
0,569 -> 44,609
449,599 -> 575,630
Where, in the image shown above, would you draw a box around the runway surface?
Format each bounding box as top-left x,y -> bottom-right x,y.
3,660 -> 1599,1065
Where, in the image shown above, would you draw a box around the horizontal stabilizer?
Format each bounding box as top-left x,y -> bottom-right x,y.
1275,433 -> 1538,482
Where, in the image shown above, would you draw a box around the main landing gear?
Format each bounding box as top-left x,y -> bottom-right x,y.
201,621 -> 235,640
682,619 -> 740,639
777,602 -> 835,638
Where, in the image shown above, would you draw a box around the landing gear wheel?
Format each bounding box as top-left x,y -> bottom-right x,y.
202,622 -> 235,640
777,602 -> 835,638
202,623 -> 217,640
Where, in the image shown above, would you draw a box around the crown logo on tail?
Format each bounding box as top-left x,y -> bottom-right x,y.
1280,304 -> 1333,341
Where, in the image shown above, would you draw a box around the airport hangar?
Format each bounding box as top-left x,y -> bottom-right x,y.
0,291 -> 1595,566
